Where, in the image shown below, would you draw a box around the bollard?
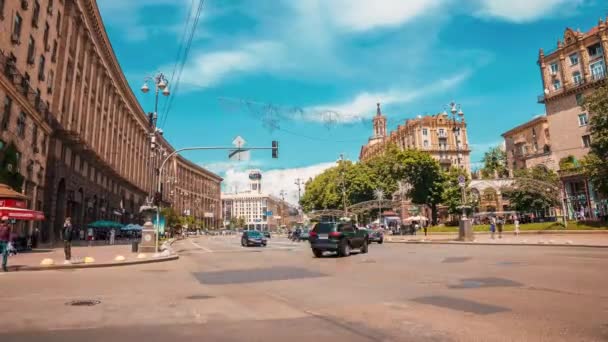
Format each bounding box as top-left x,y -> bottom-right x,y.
84,257 -> 95,263
137,253 -> 147,259
114,255 -> 126,262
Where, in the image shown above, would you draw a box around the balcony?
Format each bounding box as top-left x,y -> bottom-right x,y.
591,71 -> 606,82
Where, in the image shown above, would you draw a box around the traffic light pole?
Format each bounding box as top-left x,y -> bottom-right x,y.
155,145 -> 277,252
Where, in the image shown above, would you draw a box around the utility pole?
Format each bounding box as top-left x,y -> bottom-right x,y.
338,154 -> 348,218
279,190 -> 287,228
294,178 -> 303,204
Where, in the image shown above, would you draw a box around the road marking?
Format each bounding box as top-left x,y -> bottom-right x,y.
190,240 -> 213,253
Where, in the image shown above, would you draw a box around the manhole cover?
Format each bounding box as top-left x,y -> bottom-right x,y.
66,300 -> 101,306
186,295 -> 214,300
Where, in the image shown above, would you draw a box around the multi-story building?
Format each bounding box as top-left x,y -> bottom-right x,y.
1,0 -> 222,243
221,170 -> 299,230
359,103 -> 471,173
0,0 -> 62,237
502,115 -> 554,173
533,18 -> 608,219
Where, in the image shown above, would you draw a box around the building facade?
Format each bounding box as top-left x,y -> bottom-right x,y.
0,0 -> 61,237
534,19 -> 608,219
502,115 -> 554,173
359,103 -> 471,173
221,170 -> 299,230
0,0 -> 222,244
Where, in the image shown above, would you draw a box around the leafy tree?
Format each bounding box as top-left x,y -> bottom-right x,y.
229,217 -> 238,228
160,207 -> 179,227
480,146 -> 508,178
0,142 -> 25,192
442,167 -> 476,216
236,216 -> 246,228
559,155 -> 578,170
504,165 -> 560,213
400,151 -> 445,225
581,84 -> 608,195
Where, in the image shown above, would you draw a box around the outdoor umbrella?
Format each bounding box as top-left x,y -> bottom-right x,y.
88,220 -> 123,229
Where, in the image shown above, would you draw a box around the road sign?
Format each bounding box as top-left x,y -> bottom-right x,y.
458,175 -> 466,187
232,136 -> 246,147
229,136 -> 249,161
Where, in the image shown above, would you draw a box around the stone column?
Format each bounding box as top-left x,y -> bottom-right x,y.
558,52 -> 569,87
579,41 -> 591,82
600,30 -> 608,73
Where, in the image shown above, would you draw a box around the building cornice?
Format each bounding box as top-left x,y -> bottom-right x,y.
501,116 -> 547,137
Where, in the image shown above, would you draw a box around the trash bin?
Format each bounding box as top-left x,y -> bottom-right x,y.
131,241 -> 139,253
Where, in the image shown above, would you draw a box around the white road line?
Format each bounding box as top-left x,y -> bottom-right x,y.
190,239 -> 213,253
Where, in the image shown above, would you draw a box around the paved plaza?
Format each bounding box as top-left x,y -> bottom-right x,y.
0,236 -> 607,341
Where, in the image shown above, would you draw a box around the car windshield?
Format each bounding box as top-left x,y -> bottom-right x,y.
313,223 -> 336,233
247,231 -> 262,237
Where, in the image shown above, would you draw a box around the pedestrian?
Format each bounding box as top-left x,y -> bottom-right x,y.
423,221 -> 428,237
63,218 -> 73,264
0,216 -> 11,272
110,228 -> 116,245
497,216 -> 504,239
514,217 -> 520,236
79,229 -> 84,241
490,216 -> 496,239
413,222 -> 419,236
87,228 -> 94,247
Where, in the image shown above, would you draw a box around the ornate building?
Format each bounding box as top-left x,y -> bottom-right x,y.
532,18 -> 607,219
1,0 -> 222,244
359,103 -> 471,173
502,115 -> 554,173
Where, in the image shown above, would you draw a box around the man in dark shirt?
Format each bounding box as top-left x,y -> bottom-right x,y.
0,216 -> 11,272
63,217 -> 73,263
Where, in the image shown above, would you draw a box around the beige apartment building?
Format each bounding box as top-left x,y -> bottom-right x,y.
502,115 -> 554,173
0,0 -> 222,243
502,18 -> 608,219
359,103 -> 471,173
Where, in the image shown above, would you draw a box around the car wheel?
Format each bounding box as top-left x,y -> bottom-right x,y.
378,239 -> 384,244
312,249 -> 323,258
338,240 -> 351,257
262,243 -> 267,247
360,239 -> 369,254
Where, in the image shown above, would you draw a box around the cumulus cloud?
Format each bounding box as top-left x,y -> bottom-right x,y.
221,163 -> 336,205
472,0 -> 585,22
304,70 -> 472,123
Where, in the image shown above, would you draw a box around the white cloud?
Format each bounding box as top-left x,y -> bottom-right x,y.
201,160 -> 263,174
222,162 -> 336,205
178,41 -> 287,89
292,0 -> 444,32
473,0 -> 585,22
305,70 -> 472,123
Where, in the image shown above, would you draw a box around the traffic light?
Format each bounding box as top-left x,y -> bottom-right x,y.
272,140 -> 279,158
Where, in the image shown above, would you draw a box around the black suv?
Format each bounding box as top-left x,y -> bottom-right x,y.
309,222 -> 368,257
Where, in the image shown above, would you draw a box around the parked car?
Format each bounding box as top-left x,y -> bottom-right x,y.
308,222 -> 368,257
299,229 -> 310,241
366,228 -> 384,244
241,230 -> 267,247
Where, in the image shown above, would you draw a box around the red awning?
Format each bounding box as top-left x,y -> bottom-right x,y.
0,207 -> 45,221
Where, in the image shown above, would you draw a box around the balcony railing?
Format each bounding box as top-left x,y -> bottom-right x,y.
591,71 -> 606,82
0,48 -> 60,130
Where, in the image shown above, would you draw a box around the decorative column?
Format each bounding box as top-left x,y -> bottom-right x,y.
558,52 -> 569,88
600,26 -> 608,71
538,48 -> 550,93
578,39 -> 591,82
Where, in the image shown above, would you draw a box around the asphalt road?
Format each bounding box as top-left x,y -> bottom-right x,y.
1,235 -> 607,341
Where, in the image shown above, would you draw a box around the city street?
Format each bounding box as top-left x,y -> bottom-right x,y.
1,236 -> 607,341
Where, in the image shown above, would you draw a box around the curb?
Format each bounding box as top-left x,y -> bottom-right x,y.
7,254 -> 179,272
386,240 -> 608,249
393,230 -> 608,236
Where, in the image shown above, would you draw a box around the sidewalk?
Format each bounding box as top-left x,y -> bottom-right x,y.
386,233 -> 608,247
4,242 -> 177,272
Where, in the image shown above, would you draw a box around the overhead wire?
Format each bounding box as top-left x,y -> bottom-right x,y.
160,0 -> 206,129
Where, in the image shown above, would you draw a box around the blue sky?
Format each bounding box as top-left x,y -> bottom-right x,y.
98,0 -> 604,204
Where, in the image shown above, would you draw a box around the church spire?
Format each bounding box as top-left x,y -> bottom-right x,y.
376,102 -> 382,116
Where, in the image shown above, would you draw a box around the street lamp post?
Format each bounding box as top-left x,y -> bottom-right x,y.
443,102 -> 465,168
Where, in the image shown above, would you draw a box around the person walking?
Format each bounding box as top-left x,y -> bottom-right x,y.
0,216 -> 11,271
423,221 -> 428,237
63,218 -> 73,264
489,216 -> 496,239
514,217 -> 520,236
109,228 -> 116,245
497,216 -> 504,239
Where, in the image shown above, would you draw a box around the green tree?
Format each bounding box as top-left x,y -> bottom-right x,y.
504,166 -> 560,213
0,142 -> 25,192
236,216 -> 246,228
480,146 -> 508,179
442,167 -> 476,216
400,151 -> 445,225
229,217 -> 238,228
581,84 -> 608,195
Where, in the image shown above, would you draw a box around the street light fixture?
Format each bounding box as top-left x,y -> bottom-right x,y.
443,101 -> 465,168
